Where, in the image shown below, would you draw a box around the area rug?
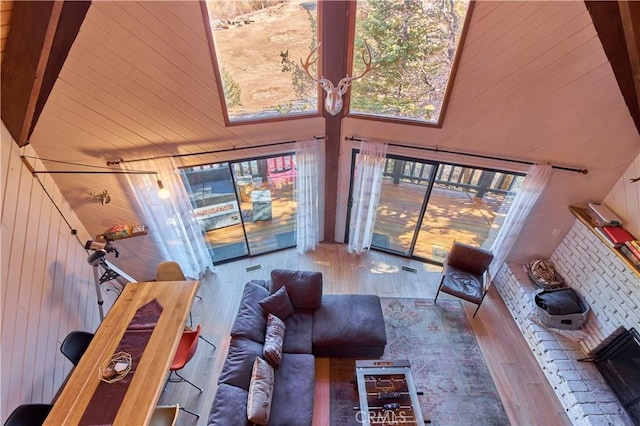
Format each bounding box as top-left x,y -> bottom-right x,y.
330,298 -> 509,425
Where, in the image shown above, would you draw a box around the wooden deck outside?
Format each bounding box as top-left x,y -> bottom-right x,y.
204,178 -> 510,263
376,180 -> 509,261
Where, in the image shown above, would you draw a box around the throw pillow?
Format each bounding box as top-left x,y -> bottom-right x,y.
259,285 -> 294,320
247,357 -> 274,426
270,269 -> 323,309
263,313 -> 286,368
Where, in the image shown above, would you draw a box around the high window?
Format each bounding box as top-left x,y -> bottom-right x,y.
350,0 -> 472,125
203,0 -> 319,123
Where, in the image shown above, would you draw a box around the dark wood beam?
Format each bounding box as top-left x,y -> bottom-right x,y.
618,1 -> 640,118
1,1 -> 90,147
322,0 -> 353,242
584,1 -> 640,136
30,1 -> 91,140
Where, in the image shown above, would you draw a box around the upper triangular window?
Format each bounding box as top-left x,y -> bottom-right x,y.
349,0 -> 472,126
203,0 -> 319,124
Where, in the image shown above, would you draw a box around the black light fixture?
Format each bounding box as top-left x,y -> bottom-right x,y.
21,156 -> 170,199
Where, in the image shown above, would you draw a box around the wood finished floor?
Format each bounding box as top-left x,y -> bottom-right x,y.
157,244 -> 571,425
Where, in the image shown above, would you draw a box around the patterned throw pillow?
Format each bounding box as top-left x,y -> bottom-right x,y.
247,357 -> 274,425
263,313 -> 286,368
258,285 -> 295,321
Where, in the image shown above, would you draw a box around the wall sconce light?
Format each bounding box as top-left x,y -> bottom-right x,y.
157,179 -> 170,199
89,189 -> 111,205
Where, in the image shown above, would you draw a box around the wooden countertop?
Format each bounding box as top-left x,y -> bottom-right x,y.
44,280 -> 199,426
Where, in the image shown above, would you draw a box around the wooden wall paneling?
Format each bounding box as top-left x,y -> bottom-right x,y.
604,152 -> 640,237
60,46 -> 206,148
129,1 -> 223,100
453,1 -> 552,88
25,173 -> 55,403
60,44 -> 227,149
87,3 -> 222,111
82,5 -> 225,136
15,158 -> 46,403
39,174 -> 66,403
43,79 -> 174,151
450,5 -> 590,119
59,58 -> 198,146
447,19 -> 599,145
529,104 -> 637,169
2,163 -> 34,415
0,133 -> 102,421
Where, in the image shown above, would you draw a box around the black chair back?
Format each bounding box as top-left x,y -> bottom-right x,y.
61,331 -> 94,366
4,404 -> 52,426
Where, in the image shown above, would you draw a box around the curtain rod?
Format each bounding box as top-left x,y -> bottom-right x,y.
107,136 -> 326,166
346,136 -> 588,175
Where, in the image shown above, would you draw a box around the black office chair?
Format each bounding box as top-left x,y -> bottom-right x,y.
4,403 -> 53,426
60,331 -> 94,366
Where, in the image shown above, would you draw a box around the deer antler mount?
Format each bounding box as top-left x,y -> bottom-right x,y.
301,42 -> 373,116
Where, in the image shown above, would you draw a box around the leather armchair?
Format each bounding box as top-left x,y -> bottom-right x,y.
434,241 -> 494,317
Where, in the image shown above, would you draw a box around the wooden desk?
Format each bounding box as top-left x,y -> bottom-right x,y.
44,280 -> 199,426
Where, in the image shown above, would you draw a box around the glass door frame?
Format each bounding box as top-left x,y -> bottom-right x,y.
179,151 -> 297,265
345,149 -> 524,265
345,149 -> 439,260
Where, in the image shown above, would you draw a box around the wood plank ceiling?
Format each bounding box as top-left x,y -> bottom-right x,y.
1,1 -> 639,280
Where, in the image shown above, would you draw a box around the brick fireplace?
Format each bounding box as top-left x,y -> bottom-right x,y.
494,217 -> 640,425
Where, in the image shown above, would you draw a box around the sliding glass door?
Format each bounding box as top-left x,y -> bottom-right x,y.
180,154 -> 297,264
371,157 -> 435,255
347,152 -> 524,263
412,165 -> 523,262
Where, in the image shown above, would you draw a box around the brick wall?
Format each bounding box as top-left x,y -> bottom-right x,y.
550,220 -> 640,353
494,218 -> 640,425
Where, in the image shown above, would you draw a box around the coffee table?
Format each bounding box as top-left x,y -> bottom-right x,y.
355,359 -> 425,425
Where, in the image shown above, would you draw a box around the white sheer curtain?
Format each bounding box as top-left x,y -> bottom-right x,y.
123,157 -> 213,279
295,138 -> 321,253
489,163 -> 552,278
348,140 -> 388,254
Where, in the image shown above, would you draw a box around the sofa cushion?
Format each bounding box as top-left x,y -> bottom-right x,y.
282,310 -> 314,354
259,286 -> 294,321
230,282 -> 270,343
270,269 -> 323,309
247,357 -> 275,425
208,383 -> 252,426
217,336 -> 264,390
312,294 -> 387,358
269,353 -> 315,426
263,314 -> 285,368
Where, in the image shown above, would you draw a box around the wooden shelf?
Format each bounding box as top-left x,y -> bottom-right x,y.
95,224 -> 148,242
570,206 -> 640,278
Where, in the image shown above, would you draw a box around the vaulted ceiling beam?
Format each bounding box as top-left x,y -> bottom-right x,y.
618,1 -> 640,119
1,0 -> 90,147
585,1 -> 640,136
322,0 -> 353,242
